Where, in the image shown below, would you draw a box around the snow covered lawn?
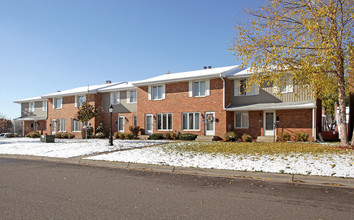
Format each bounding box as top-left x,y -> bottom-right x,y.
87,142 -> 354,178
0,138 -> 166,158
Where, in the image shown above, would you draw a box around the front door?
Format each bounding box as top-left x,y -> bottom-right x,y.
264,111 -> 275,136
205,112 -> 215,136
51,119 -> 56,135
145,114 -> 153,135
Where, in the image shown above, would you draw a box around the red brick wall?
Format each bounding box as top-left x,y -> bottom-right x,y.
23,120 -> 47,136
137,78 -> 227,137
229,111 -> 263,138
100,112 -> 137,136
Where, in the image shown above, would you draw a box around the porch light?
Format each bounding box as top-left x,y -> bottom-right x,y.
109,105 -> 113,113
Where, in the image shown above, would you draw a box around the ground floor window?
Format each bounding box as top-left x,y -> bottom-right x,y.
57,119 -> 66,132
72,119 -> 82,132
118,116 -> 124,132
133,115 -> 137,126
157,113 -> 172,131
235,112 -> 249,128
182,112 -> 200,130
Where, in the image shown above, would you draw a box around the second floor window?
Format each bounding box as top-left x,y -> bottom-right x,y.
194,81 -> 206,97
128,91 -> 137,103
54,98 -> 62,109
77,95 -> 86,107
152,86 -> 163,100
235,79 -> 259,96
43,101 -> 47,111
110,92 -> 120,105
29,102 -> 35,112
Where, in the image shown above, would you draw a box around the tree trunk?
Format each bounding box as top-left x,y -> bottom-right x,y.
337,69 -> 349,146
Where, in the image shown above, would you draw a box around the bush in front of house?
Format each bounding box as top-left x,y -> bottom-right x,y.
294,132 -> 310,142
113,131 -> 121,139
95,132 -> 106,139
241,134 -> 252,142
61,132 -> 69,139
125,133 -> 134,140
163,132 -> 172,140
278,132 -> 291,142
179,133 -> 198,141
149,133 -> 164,140
96,123 -> 104,134
223,132 -> 237,141
26,131 -> 41,138
68,133 -> 75,139
129,126 -> 140,138
55,132 -> 63,138
119,132 -> 126,139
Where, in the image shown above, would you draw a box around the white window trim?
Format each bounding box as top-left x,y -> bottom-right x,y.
71,119 -> 82,132
149,84 -> 166,100
75,95 -> 86,107
182,112 -> 201,131
234,79 -> 259,96
118,116 -> 125,132
57,118 -> 66,132
234,112 -> 249,129
29,102 -> 35,112
133,115 -> 138,126
127,90 -> 137,103
189,80 -> 210,97
156,113 -> 173,131
53,97 -> 63,109
110,91 -> 120,105
274,76 -> 294,94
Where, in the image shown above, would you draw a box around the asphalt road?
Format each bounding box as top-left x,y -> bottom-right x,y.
0,158 -> 353,220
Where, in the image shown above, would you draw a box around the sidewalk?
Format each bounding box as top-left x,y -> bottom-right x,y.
1,153 -> 353,189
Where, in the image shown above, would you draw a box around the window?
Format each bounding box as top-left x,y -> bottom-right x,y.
72,119 -> 82,132
194,81 -> 206,97
29,102 -> 35,112
157,113 -> 172,131
279,76 -> 293,93
235,112 -> 249,128
54,98 -> 62,109
118,116 -> 124,132
57,119 -> 66,132
182,112 -> 200,130
128,90 -> 137,103
77,95 -> 86,107
133,115 -> 137,126
110,92 -> 120,105
152,86 -> 163,100
43,101 -> 47,111
234,79 -> 259,96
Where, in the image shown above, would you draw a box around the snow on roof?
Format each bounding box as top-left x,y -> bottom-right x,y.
98,82 -> 136,92
227,67 -> 254,79
41,82 -> 123,98
132,65 -> 241,86
226,101 -> 316,111
13,96 -> 43,103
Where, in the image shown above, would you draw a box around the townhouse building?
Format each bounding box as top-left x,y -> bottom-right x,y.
14,65 -> 321,141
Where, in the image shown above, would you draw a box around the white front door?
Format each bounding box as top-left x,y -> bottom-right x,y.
264,111 -> 275,136
205,112 -> 215,136
145,114 -> 153,135
118,116 -> 125,132
51,119 -> 56,135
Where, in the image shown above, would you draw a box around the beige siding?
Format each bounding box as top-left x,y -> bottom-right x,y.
21,101 -> 46,118
230,80 -> 313,105
101,91 -> 137,113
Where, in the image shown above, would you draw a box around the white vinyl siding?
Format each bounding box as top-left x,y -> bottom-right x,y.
234,79 -> 259,96
128,90 -> 137,103
157,113 -> 172,131
57,119 -> 66,132
53,98 -> 62,109
235,112 -> 249,128
148,84 -> 165,100
29,102 -> 35,112
71,119 -> 82,132
182,112 -> 200,130
110,92 -> 120,105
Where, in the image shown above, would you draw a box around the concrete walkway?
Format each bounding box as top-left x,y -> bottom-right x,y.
1,153 -> 353,189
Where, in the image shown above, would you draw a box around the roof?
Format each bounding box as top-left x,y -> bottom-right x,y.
14,116 -> 47,121
98,82 -> 136,92
13,96 -> 43,103
227,67 -> 254,79
225,101 -> 316,111
41,82 -> 123,98
132,65 -> 241,86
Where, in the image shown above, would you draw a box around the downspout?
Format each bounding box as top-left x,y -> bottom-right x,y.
219,73 -> 226,110
312,107 -> 316,142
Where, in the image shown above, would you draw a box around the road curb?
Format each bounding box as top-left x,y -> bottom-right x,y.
1,154 -> 353,189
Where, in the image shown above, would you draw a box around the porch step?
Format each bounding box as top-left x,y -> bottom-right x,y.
256,136 -> 276,143
138,135 -> 150,140
196,135 -> 218,141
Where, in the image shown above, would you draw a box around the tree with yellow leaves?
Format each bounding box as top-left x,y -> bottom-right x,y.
231,0 -> 353,146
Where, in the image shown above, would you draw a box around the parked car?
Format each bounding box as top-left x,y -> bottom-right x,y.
0,133 -> 17,138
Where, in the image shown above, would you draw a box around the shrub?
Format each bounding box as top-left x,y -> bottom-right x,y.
241,134 -> 252,142
125,133 -> 134,140
171,131 -> 181,140
294,132 -> 310,142
278,132 -> 291,142
129,126 -> 140,138
54,132 -> 62,138
179,133 -> 198,141
61,132 -> 69,139
149,133 -> 164,140
163,132 -> 172,140
96,123 -> 104,133
87,126 -> 94,138
114,131 -> 121,139
223,132 -> 237,141
68,133 -> 75,139
119,132 -> 125,140
95,132 -> 106,138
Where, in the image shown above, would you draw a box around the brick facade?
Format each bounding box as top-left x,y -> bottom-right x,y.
23,120 -> 47,135
100,112 -> 137,136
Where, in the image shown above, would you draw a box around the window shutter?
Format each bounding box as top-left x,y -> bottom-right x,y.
205,80 -> 210,96
234,80 -> 240,96
59,98 -> 62,109
188,81 -> 193,97
117,91 -> 120,104
162,84 -> 166,99
127,91 -> 131,103
148,85 -> 151,100
252,83 -> 259,95
53,98 -> 55,109
110,92 -> 114,105
75,95 -> 77,107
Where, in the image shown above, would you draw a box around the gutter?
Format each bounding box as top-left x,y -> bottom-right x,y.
220,73 -> 227,110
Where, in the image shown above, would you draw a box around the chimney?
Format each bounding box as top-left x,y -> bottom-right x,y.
208,66 -> 212,69
203,66 -> 207,69
166,70 -> 170,75
106,80 -> 112,84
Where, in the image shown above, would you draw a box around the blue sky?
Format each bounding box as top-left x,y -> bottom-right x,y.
0,0 -> 262,119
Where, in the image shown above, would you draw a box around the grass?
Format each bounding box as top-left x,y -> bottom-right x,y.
164,142 -> 352,156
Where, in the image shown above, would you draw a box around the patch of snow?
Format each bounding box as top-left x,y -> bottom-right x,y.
0,138 -> 166,158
